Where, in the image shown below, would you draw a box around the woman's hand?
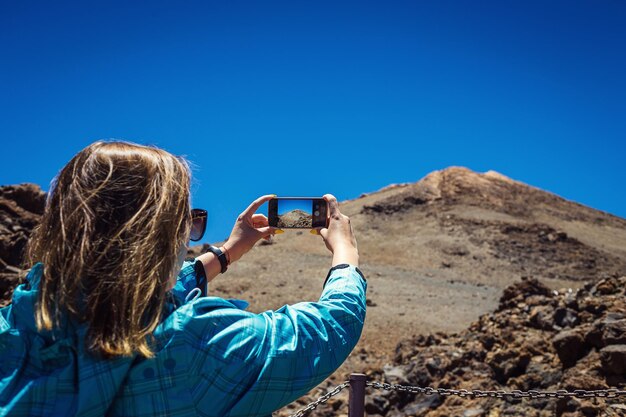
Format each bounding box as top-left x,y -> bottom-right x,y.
222,195 -> 281,263
312,194 -> 359,267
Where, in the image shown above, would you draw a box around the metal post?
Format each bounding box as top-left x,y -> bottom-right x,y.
348,373 -> 367,417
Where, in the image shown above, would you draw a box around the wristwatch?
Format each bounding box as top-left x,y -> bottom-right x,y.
207,245 -> 229,273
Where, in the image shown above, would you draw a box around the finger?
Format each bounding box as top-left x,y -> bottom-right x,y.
323,194 -> 340,217
242,194 -> 276,219
251,214 -> 269,226
253,219 -> 269,228
252,213 -> 268,226
249,215 -> 269,229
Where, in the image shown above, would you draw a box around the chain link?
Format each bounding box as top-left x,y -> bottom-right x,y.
285,380 -> 626,417
286,382 -> 349,417
366,381 -> 626,400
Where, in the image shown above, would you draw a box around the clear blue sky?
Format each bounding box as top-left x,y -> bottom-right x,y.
277,200 -> 312,216
1,1 -> 625,243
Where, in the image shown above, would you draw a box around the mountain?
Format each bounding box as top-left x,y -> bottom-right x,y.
277,209 -> 312,228
2,167 -> 625,416
190,167 -> 626,360
188,167 -> 626,416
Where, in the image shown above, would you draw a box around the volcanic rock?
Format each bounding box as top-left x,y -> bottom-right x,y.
0,183 -> 46,306
369,275 -> 626,416
600,345 -> 626,375
552,329 -> 587,368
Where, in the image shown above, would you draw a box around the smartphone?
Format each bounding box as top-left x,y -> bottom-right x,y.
268,197 -> 328,229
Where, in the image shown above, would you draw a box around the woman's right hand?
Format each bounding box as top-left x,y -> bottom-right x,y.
313,194 -> 359,267
223,194 -> 280,264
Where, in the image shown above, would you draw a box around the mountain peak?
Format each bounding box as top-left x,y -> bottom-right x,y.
419,166 -> 520,196
355,167 -> 521,205
355,167 -> 534,216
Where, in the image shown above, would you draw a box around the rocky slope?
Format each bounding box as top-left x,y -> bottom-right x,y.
0,183 -> 46,306
282,275 -> 626,417
360,275 -> 626,416
277,209 -> 313,228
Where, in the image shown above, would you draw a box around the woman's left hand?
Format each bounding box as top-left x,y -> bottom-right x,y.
222,195 -> 281,263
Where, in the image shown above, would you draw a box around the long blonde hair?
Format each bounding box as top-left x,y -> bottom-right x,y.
23,140 -> 192,358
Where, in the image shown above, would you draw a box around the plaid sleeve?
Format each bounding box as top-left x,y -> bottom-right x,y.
227,264 -> 367,416
170,259 -> 207,304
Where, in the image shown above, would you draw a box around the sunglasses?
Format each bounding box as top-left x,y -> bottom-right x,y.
190,208 -> 207,241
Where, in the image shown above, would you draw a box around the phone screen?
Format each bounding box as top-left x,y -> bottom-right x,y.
268,198 -> 328,228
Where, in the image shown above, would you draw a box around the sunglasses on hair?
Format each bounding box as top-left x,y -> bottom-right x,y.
190,209 -> 207,241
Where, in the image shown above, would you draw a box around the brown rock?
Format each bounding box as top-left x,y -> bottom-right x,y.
553,307 -> 579,328
529,305 -> 554,330
499,277 -> 552,306
600,345 -> 626,375
601,319 -> 626,346
595,277 -> 621,295
560,372 -> 608,391
553,330 -> 587,368
486,348 -> 531,383
0,183 -> 46,306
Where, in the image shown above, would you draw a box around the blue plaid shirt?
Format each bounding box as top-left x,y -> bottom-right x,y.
0,260 -> 366,417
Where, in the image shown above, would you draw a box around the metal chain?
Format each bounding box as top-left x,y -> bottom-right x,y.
285,379 -> 626,417
286,382 -> 350,417
367,381 -> 626,399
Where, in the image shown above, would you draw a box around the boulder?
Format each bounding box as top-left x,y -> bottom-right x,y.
600,345 -> 626,375
552,330 -> 587,368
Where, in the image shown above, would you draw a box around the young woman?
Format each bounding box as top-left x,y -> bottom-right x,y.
0,140 -> 366,417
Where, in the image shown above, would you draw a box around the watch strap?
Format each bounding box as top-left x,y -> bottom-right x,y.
207,245 -> 228,274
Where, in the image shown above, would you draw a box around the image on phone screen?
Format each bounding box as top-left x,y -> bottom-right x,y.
268,198 -> 327,228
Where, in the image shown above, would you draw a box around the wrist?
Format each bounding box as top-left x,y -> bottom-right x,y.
332,242 -> 358,256
222,240 -> 239,264
331,246 -> 359,267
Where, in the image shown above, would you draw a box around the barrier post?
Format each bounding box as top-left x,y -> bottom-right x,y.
348,373 -> 367,417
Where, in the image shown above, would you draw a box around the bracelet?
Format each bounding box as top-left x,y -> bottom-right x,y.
221,245 -> 231,265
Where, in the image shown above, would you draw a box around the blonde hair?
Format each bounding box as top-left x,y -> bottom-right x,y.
23,140 -> 192,358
